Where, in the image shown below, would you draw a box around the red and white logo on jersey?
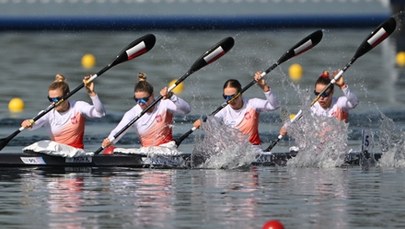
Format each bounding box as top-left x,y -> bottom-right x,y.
156,114 -> 163,123
71,115 -> 79,124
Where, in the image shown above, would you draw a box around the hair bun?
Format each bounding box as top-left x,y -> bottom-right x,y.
138,72 -> 147,82
54,73 -> 66,82
319,71 -> 330,79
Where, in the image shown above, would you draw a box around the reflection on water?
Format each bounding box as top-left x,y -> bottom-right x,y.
0,166 -> 405,228
132,170 -> 174,228
46,176 -> 89,228
285,168 -> 349,229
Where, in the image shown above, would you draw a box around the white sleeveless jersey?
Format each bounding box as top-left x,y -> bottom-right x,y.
310,85 -> 359,122
31,95 -> 106,149
108,95 -> 191,147
214,91 -> 279,145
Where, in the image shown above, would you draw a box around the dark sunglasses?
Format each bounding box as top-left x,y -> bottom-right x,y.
223,93 -> 238,102
313,90 -> 332,98
48,96 -> 63,103
134,95 -> 151,105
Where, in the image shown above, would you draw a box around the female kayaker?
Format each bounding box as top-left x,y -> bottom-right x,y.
194,71 -> 280,145
280,70 -> 359,136
101,72 -> 191,151
21,73 -> 106,149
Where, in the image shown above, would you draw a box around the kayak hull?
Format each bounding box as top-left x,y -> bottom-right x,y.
0,150 -> 382,168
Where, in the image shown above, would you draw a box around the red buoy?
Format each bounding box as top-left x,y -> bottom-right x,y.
262,220 -> 285,229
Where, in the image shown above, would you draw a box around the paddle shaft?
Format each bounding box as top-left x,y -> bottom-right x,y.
175,30 -> 324,147
36,71 -> 105,121
0,34 -> 157,151
174,65 -> 277,146
311,17 -> 396,107
95,36 -> 235,154
265,58 -> 354,152
94,71 -> 191,155
310,58 -> 355,106
212,64 -> 277,115
0,68 -> 107,149
266,16 -> 397,151
265,135 -> 282,152
264,109 -> 303,152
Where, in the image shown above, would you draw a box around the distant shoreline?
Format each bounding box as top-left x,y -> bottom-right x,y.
0,0 -> 392,30
0,15 -> 391,31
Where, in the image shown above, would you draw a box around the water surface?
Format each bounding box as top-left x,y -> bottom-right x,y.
0,29 -> 405,228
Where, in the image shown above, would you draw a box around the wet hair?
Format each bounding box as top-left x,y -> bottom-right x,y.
48,73 -> 70,95
315,71 -> 334,91
223,79 -> 242,93
134,72 -> 154,94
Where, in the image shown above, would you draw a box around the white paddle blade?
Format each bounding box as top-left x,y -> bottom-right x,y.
112,34 -> 156,66
353,17 -> 396,60
189,37 -> 234,73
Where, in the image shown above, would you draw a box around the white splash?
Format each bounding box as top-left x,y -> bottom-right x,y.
284,104 -> 348,168
377,113 -> 405,167
191,117 -> 258,169
273,85 -> 348,168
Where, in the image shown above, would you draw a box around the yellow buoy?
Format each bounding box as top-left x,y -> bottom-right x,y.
168,79 -> 184,94
289,63 -> 303,82
396,51 -> 405,67
8,97 -> 25,113
81,53 -> 96,69
289,113 -> 296,121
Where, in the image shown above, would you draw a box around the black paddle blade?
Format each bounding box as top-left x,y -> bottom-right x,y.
0,130 -> 21,151
0,138 -> 11,151
111,34 -> 156,67
188,37 -> 235,73
277,30 -> 323,64
353,17 -> 396,60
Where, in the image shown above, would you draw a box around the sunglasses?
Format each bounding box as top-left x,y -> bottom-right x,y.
223,93 -> 238,102
134,95 -> 151,105
313,90 -> 332,98
48,96 -> 63,103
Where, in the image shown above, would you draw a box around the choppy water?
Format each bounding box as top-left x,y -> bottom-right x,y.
1,28 -> 405,228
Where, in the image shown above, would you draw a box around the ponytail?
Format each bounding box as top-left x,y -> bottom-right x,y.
49,73 -> 70,95
315,71 -> 334,91
134,72 -> 154,94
